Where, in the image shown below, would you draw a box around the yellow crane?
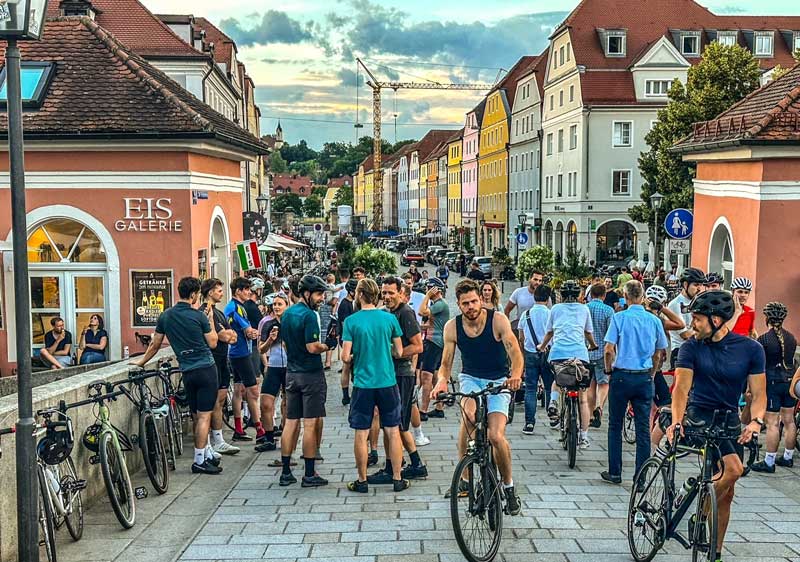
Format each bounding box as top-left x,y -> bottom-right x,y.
356,58 -> 492,231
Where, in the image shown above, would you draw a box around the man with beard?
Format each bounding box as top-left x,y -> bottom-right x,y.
505,270 -> 545,329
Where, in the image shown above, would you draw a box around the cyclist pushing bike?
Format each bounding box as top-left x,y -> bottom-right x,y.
667,290 -> 766,562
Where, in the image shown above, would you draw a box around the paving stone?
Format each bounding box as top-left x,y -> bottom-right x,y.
179,544 -> 266,560
264,543 -> 312,558
358,540 -> 422,555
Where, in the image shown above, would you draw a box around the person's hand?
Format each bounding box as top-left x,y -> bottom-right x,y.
588,343 -> 599,352
324,333 -> 338,349
666,423 -> 683,445
130,357 -> 145,368
426,287 -> 439,299
431,379 -> 449,402
505,375 -> 522,392
246,327 -> 259,340
738,420 -> 761,444
536,343 -> 545,352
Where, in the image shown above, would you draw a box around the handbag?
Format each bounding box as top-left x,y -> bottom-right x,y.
525,314 -> 549,369
553,358 -> 589,389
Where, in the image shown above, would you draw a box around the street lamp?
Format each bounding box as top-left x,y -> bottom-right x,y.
0,1 -> 50,559
256,193 -> 268,215
650,191 -> 664,266
479,216 -> 486,256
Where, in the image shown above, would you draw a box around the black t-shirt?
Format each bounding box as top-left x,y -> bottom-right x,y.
392,303 -> 420,376
676,332 -> 766,412
84,329 -> 107,347
45,330 -> 72,352
338,298 -> 354,329
281,302 -> 323,373
757,328 -> 797,381
603,291 -> 620,309
242,299 -> 263,329
467,269 -> 485,281
155,302 -> 215,372
200,304 -> 229,360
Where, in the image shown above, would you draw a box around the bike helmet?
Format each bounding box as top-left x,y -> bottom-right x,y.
250,277 -> 265,291
425,277 -> 446,290
82,423 -> 102,453
298,274 -> 328,295
731,277 -> 753,291
345,279 -> 358,294
763,301 -> 788,324
704,272 -> 723,286
680,267 -> 706,285
645,285 -> 668,304
687,290 -> 735,322
560,280 -> 581,301
37,418 -> 75,466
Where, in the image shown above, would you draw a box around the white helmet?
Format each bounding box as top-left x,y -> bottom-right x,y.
731,277 -> 752,291
250,277 -> 266,290
645,285 -> 668,304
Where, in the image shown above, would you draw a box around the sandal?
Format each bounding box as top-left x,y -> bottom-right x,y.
347,480 -> 369,493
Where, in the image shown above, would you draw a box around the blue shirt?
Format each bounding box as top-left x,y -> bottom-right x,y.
223,299 -> 253,358
587,300 -> 614,361
519,305 -> 549,353
546,303 -> 593,362
604,305 -> 669,371
343,308 -> 402,389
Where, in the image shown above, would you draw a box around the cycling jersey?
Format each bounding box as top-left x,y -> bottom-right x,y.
223,299 -> 253,359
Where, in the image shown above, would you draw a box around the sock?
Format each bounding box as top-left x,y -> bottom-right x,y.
205,444 -> 214,460
550,391 -> 559,403
281,456 -> 292,475
304,458 -> 316,478
234,417 -> 243,434
384,459 -> 393,475
266,430 -> 275,444
412,426 -> 422,438
194,448 -> 205,465
765,452 -> 777,467
256,422 -> 265,438
409,451 -> 422,467
503,480 -> 514,489
580,430 -> 588,440
342,387 -> 350,399
784,448 -> 795,460
211,429 -> 223,446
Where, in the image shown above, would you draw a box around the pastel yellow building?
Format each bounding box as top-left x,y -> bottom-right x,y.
447,130 -> 464,231
419,160 -> 428,230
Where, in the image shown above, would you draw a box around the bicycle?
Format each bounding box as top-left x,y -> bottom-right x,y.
627,410 -> 758,562
623,404 -> 637,444
436,383 -> 514,562
155,359 -> 185,466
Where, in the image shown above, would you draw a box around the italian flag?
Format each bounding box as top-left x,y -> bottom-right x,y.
237,240 -> 262,271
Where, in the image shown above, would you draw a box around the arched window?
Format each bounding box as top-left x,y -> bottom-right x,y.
709,221 -> 734,288
27,218 -> 106,263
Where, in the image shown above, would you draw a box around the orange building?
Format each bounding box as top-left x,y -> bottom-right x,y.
0,17 -> 268,375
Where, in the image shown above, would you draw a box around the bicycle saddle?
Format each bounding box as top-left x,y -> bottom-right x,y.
682,416 -> 707,429
88,379 -> 105,388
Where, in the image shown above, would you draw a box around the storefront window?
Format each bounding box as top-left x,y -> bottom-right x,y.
28,218 -> 106,263
596,221 -> 636,265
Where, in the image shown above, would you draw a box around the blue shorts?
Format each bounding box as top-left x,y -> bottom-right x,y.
348,385 -> 401,430
458,373 -> 510,417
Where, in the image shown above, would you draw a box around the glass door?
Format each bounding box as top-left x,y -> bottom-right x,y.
72,275 -> 106,351
30,273 -> 65,348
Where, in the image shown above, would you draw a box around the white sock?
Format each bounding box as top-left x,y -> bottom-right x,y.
550,391 -> 559,403
211,429 -> 224,446
765,452 -> 777,467
784,449 -> 795,460
503,480 -> 514,489
194,448 -> 206,465
205,444 -> 215,460
580,430 -> 588,440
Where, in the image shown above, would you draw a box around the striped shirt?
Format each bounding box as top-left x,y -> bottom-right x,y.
587,299 -> 614,361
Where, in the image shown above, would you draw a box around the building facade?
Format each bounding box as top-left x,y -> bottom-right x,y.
447,132 -> 464,244
461,102 -> 485,251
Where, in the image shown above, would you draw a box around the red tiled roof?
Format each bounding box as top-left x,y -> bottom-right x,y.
494,55 -> 538,110
674,63 -> 800,151
328,175 -> 353,188
271,174 -> 314,196
47,0 -> 206,58
0,17 -> 268,154
194,16 -> 236,70
415,129 -> 457,161
359,154 -> 375,173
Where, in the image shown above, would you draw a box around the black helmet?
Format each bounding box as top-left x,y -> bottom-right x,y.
680,267 -> 706,285
345,279 -> 358,294
560,280 -> 581,300
299,275 -> 328,295
82,423 -> 102,453
705,272 -> 723,285
426,277 -> 446,290
763,301 -> 788,324
687,290 -> 735,322
38,418 -> 75,466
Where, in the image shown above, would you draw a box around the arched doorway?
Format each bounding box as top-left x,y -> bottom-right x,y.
544,220 -> 553,250
567,221 -> 578,252
596,220 -> 636,266
708,219 -> 734,288
555,222 -> 564,263
210,207 -> 231,289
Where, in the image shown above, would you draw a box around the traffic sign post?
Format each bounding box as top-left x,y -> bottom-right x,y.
516,232 -> 529,247
668,239 -> 690,255
664,208 -> 693,240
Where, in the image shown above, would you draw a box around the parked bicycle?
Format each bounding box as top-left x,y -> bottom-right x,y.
154,359 -> 185,466
123,369 -> 170,493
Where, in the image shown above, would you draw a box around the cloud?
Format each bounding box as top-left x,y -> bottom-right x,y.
220,10 -> 312,46
713,4 -> 747,13
336,67 -> 364,87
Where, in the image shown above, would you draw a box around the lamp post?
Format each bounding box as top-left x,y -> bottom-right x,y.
256,193 -> 268,216
650,191 -> 664,268
1,2 -> 49,559
479,217 -> 486,256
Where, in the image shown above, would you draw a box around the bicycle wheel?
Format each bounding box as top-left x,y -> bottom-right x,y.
99,431 -> 136,529
169,398 -> 184,457
691,482 -> 718,562
140,410 -> 169,494
559,397 -> 568,450
162,407 -> 177,471
62,457 -> 84,541
450,454 -> 503,562
627,457 -> 668,562
566,398 -> 578,469
222,387 -> 234,430
37,465 -> 57,562
624,408 -> 637,444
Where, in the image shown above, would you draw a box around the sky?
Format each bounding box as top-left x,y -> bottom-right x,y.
141,0 -> 800,150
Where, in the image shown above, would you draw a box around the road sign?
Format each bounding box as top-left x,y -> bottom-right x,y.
314,223 -> 323,232
516,232 -> 529,247
664,208 -> 693,240
669,239 -> 690,255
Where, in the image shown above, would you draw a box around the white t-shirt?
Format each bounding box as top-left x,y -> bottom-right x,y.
667,293 -> 692,351
509,286 -> 536,320
519,305 -> 550,353
546,302 -> 593,362
408,291 -> 425,324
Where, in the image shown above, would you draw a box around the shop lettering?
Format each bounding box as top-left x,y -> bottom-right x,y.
115,198 -> 183,232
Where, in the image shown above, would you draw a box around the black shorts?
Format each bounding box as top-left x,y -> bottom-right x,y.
397,376 -> 416,432
261,366 -> 287,397
653,371 -> 672,407
231,355 -> 258,388
420,341 -> 443,373
349,385 -> 401,430
285,370 -> 327,420
250,345 -> 263,377
183,365 -> 219,414
670,348 -> 679,370
767,380 -> 797,412
213,354 -> 230,390
684,406 -> 739,467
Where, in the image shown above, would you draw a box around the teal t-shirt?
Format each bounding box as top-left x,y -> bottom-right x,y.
429,299 -> 450,348
343,308 -> 402,389
280,302 -> 323,373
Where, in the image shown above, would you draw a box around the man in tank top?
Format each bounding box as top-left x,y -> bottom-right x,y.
432,279 -> 524,515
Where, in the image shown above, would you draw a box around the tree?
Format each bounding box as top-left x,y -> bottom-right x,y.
630,43 -> 761,239
332,184 -> 353,208
280,140 -> 318,165
556,246 -> 592,280
311,186 -> 327,198
517,246 -> 554,282
334,234 -> 356,272
303,194 -> 323,217
390,139 -> 416,153
272,193 -> 303,216
268,151 -> 288,173
353,244 -> 397,276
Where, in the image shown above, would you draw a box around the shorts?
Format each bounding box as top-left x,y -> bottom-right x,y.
458,373 -> 510,417
213,354 -> 231,390
670,348 -> 679,370
261,366 -> 287,397
684,406 -> 739,464
183,365 -> 219,414
250,344 -> 263,377
285,370 -> 327,420
231,355 -> 258,388
766,380 -> 797,412
589,359 -> 608,384
397,376 -> 416,432
653,371 -> 672,407
349,385 -> 401,430
420,340 -> 443,373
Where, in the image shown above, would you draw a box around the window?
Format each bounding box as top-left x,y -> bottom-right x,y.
612,170 -> 631,195
515,120 -> 519,136
549,95 -> 554,111
546,133 -> 553,156
559,89 -> 564,106
557,174 -> 563,197
557,129 -> 564,153
755,32 -> 773,56
645,80 -> 671,96
607,33 -> 625,56
569,84 -> 575,102
559,45 -> 565,66
569,124 -> 578,150
566,42 -> 571,61
613,121 -> 632,147
681,33 -> 699,56
535,149 -> 540,168
717,31 -> 737,46
794,32 -> 800,53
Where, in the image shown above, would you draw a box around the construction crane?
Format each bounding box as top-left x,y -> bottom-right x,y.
356,58 -> 493,231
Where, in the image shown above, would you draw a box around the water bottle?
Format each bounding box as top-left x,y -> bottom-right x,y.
674,476 -> 696,508
123,346 -> 130,360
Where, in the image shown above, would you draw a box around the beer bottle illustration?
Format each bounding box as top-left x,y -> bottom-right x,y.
156,291 -> 165,312
149,290 -> 157,308
141,293 -> 148,308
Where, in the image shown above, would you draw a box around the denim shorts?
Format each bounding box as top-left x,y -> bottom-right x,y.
590,359 -> 609,384
458,373 -> 510,417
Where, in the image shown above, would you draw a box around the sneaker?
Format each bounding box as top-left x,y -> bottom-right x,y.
207,448 -> 222,461
420,411 -> 429,422
232,431 -> 252,442
749,460 -> 775,473
273,427 -> 283,438
393,478 -> 410,492
522,423 -> 535,435
206,455 -> 222,467
427,409 -> 445,419
279,472 -> 297,486
191,460 -> 222,475
590,407 -> 602,428
301,474 -> 329,487
367,450 -> 379,467
254,441 -> 277,453
213,441 -> 240,456
548,417 -> 560,429
600,471 -> 622,484
444,479 -> 470,498
367,469 -> 394,485
347,480 -> 368,493
414,433 -> 431,447
401,464 -> 428,480
579,437 -> 590,450
776,456 -> 794,468
547,402 -> 558,419
505,486 -> 521,516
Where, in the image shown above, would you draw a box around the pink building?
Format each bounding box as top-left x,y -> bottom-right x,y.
462,99 -> 485,250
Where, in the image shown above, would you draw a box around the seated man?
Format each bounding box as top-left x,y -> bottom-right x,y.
39,317 -> 74,369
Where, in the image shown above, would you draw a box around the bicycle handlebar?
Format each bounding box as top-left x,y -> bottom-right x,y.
435,383 -> 511,405
0,427 -> 15,436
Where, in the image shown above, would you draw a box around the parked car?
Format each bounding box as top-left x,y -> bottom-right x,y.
401,249 -> 426,266
444,251 -> 459,269
432,248 -> 449,264
472,256 -> 493,277
425,245 -> 444,264
385,240 -> 398,252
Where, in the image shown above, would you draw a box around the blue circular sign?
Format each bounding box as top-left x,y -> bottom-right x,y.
516,232 -> 529,245
664,208 -> 693,240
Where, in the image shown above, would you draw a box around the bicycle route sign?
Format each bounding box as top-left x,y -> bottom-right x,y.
516,232 -> 529,247
664,208 -> 693,240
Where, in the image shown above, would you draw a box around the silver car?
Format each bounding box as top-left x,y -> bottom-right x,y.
473,256 -> 492,276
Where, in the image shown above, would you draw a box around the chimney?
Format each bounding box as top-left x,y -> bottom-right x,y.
59,0 -> 101,19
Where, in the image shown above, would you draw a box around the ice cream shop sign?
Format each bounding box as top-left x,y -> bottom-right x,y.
115,198 -> 183,232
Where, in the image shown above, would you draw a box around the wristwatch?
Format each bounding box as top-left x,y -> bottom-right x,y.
753,417 -> 766,430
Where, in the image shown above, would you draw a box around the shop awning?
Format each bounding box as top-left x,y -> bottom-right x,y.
274,234 -> 308,248
259,237 -> 293,252
484,222 -> 505,229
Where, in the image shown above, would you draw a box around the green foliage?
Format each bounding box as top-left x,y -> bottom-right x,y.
288,159 -> 319,180
272,193 -> 303,216
491,246 -> 512,266
334,235 -> 356,271
391,139 -> 416,153
630,42 -> 761,235
280,140 -> 318,165
303,194 -> 323,217
517,245 -> 554,281
311,186 -> 327,198
556,246 -> 592,280
463,234 -> 474,253
332,184 -> 354,208
268,151 -> 288,173
353,244 -> 397,276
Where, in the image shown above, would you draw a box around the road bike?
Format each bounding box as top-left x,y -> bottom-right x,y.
154,359 -> 185,466
436,384 -> 514,562
627,410 -> 758,562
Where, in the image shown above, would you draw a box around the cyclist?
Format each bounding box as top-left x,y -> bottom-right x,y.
433,279 -> 523,515
704,272 -> 723,291
255,292 -> 290,453
519,284 -> 552,434
418,277 -> 449,420
537,280 -> 598,446
586,283 -> 614,429
728,277 -> 757,338
133,277 -> 220,474
751,302 -> 798,473
667,290 -> 766,562
666,267 -> 706,368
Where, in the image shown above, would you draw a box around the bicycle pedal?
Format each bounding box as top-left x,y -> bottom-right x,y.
88,455 -> 100,465
134,486 -> 148,499
71,479 -> 88,491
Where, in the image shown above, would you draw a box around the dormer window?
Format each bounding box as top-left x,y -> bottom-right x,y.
755,31 -> 774,56
59,0 -> 100,19
794,32 -> 800,53
0,62 -> 55,109
717,31 -> 737,47
681,33 -> 700,56
607,32 -> 626,56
